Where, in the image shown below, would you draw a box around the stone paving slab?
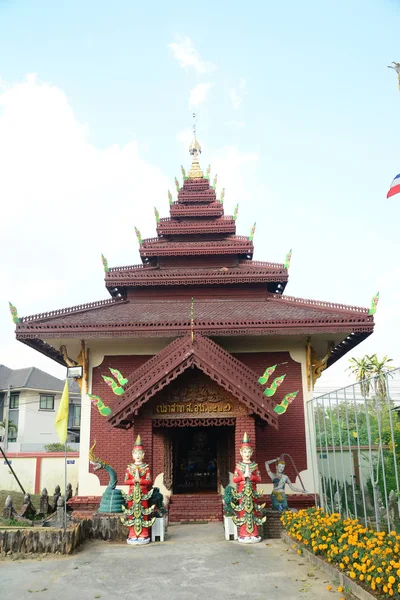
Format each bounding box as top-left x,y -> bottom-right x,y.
0,523 -> 343,600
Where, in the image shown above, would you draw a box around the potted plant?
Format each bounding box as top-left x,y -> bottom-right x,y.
222,485 -> 238,541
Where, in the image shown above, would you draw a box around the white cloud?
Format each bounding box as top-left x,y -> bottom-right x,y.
189,83 -> 212,107
0,74 -> 170,377
176,128 -> 193,150
224,120 -> 246,130
168,37 -> 216,74
209,146 -> 259,220
229,78 -> 247,110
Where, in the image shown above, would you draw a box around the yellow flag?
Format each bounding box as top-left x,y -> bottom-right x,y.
55,380 -> 69,444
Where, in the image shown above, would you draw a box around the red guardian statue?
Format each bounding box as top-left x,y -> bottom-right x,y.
121,435 -> 155,545
232,432 -> 266,543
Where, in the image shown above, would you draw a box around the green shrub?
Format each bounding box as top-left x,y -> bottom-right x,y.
44,443 -> 74,452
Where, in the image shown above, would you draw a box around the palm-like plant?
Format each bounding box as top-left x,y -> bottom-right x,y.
368,354 -> 395,399
347,355 -> 395,399
0,420 -> 18,437
348,356 -> 373,397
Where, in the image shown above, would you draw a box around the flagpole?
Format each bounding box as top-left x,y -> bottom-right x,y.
64,440 -> 67,532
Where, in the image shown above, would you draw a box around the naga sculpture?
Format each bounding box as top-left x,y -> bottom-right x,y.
89,440 -> 125,513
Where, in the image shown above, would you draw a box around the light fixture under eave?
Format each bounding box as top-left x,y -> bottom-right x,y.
67,366 -> 83,379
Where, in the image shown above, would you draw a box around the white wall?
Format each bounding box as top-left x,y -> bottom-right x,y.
0,454 -> 79,495
4,389 -> 80,452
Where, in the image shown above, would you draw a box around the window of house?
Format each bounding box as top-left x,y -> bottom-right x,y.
72,404 -> 81,428
9,393 -> 19,409
39,395 -> 55,410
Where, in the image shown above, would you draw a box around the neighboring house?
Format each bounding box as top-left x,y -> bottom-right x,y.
0,365 -> 81,452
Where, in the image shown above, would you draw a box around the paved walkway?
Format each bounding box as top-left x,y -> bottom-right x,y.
0,523 -> 341,600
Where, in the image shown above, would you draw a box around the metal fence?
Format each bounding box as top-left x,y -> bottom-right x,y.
308,368 -> 400,531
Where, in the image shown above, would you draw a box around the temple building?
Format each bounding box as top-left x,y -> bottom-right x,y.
13,129 -> 374,521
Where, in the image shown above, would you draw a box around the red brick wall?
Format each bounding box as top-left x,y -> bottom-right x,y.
152,428 -> 166,479
90,350 -> 306,488
90,355 -> 150,485
235,414 -> 257,463
233,352 -> 306,484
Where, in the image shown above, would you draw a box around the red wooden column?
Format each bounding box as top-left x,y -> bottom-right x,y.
235,415 -> 257,462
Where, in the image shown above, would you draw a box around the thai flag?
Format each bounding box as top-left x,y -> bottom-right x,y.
387,173 -> 400,198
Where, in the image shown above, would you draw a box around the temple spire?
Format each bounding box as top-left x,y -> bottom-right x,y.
188,113 -> 204,179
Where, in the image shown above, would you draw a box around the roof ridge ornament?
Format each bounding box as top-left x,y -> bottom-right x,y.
284,249 -> 292,270
101,254 -> 109,273
188,112 -> 204,179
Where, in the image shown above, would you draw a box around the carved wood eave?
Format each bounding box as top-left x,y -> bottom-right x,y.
139,239 -> 254,258
170,203 -> 223,218
156,220 -> 236,236
17,337 -> 67,366
104,272 -> 288,288
108,334 -> 278,430
16,327 -> 372,372
15,321 -> 374,338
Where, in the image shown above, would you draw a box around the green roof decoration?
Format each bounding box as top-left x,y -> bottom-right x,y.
101,254 -> 109,273
134,226 -> 143,245
258,364 -> 277,385
249,222 -> 256,241
89,394 -> 112,417
284,249 -> 292,270
369,292 -> 380,315
109,368 -> 128,387
8,302 -> 20,324
274,391 -> 299,415
263,374 -> 286,397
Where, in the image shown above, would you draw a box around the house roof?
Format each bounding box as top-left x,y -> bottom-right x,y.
109,333 -> 279,430
0,364 -> 80,393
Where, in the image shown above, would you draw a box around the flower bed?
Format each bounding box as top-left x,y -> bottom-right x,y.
281,508 -> 400,599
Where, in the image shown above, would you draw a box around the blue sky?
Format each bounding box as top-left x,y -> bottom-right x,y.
0,0 -> 399,389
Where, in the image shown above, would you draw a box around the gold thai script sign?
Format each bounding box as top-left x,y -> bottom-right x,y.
155,402 -> 232,415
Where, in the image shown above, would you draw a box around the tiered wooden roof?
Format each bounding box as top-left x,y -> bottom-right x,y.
106,173 -> 287,295
14,131 -> 374,372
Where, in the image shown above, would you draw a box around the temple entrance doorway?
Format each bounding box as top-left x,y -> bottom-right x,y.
171,425 -> 234,494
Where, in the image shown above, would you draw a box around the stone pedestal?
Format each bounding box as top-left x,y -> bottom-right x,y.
151,516 -> 166,542
223,516 -> 238,541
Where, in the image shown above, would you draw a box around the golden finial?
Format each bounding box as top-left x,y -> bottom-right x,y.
134,434 -> 143,448
188,113 -> 204,179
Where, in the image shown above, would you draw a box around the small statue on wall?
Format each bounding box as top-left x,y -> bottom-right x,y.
265,456 -> 309,512
121,435 -> 155,545
232,433 -> 266,544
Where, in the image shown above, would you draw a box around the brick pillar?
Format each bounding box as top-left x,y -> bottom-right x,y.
152,428 -> 165,480
235,415 -> 257,462
134,417 -> 153,473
